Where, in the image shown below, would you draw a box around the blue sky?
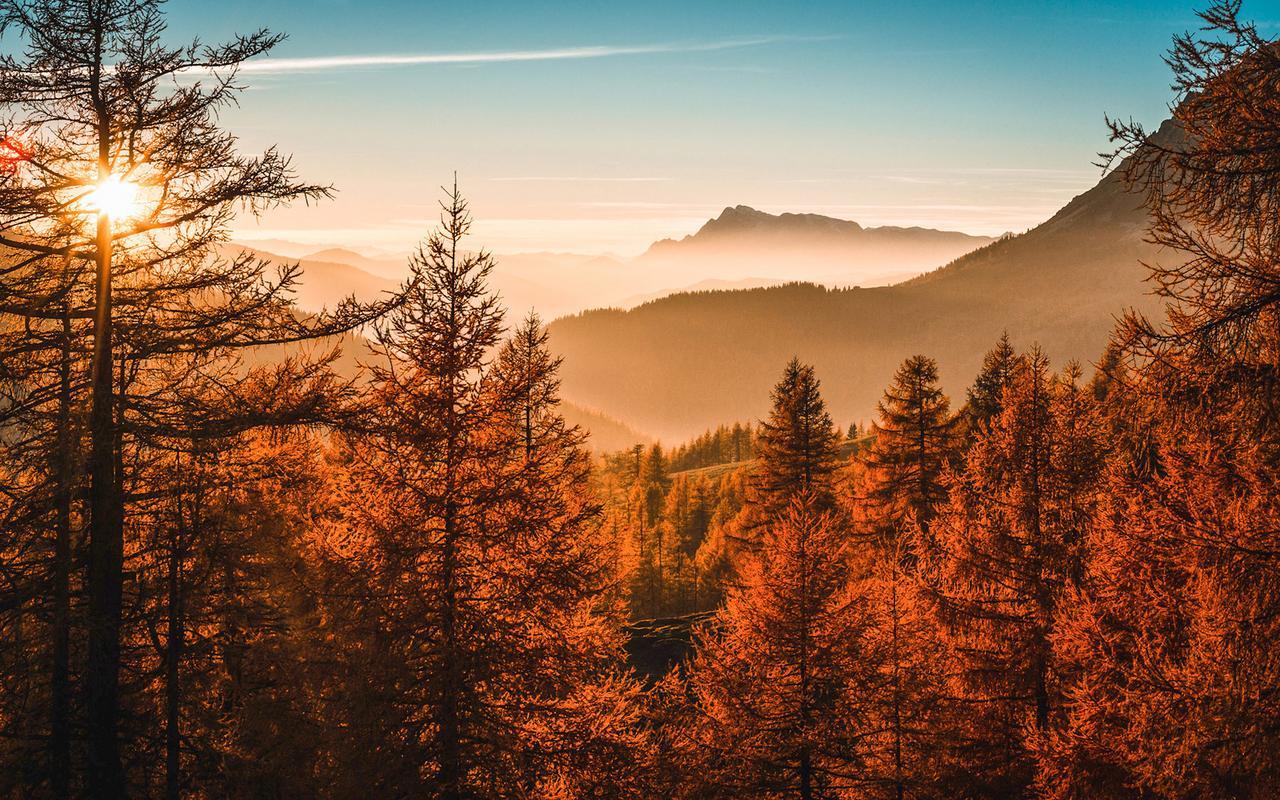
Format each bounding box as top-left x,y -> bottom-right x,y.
163,0 -> 1280,255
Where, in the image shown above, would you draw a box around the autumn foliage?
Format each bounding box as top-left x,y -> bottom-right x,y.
2,2 -> 1280,799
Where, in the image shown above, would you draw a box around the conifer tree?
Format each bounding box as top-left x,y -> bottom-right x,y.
0,3 -> 387,795
963,333 -> 1020,441
863,354 -> 957,542
485,311 -> 641,795
126,427 -> 334,798
860,547 -> 950,800
1106,2 -> 1280,403
1040,431 -> 1280,800
0,304 -> 86,799
336,187 -> 502,796
751,359 -> 842,519
924,353 -> 1103,797
333,190 -> 636,798
1102,0 -> 1280,461
687,496 -> 876,799
1039,8 -> 1280,795
627,443 -> 672,617
846,358 -> 958,800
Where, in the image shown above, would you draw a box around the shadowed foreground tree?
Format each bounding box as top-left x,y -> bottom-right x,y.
0,1 -> 395,796
0,293 -> 87,800
1106,0 -> 1280,447
125,426 -> 336,799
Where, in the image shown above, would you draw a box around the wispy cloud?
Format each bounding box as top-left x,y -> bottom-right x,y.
237,37 -> 819,75
487,176 -> 674,183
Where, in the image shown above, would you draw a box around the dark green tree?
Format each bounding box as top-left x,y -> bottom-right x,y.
751,358 -> 842,520
864,355 -> 958,542
963,333 -> 1021,441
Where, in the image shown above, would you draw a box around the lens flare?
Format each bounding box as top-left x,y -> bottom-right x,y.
81,175 -> 140,219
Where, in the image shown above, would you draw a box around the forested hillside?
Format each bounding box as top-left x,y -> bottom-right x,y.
549,142 -> 1166,440
3,3 -> 1279,800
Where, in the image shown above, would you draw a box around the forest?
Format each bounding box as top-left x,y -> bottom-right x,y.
1,1 -> 1279,798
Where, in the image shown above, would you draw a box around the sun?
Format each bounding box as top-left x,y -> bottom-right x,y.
81,174 -> 140,219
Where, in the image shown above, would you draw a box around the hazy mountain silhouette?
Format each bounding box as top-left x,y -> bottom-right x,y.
547,148 -> 1168,442
619,277 -> 787,308
641,205 -> 996,287
243,209 -> 993,324
302,247 -> 406,280
490,215 -> 985,319
229,193 -> 1127,447
222,245 -> 401,312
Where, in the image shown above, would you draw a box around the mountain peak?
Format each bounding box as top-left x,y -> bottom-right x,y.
641,206 -> 990,272
696,206 -> 864,239
712,204 -> 771,223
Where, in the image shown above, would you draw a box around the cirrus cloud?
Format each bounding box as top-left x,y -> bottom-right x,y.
237,36 -> 827,75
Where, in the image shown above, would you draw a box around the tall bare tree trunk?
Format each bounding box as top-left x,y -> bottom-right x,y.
87,190 -> 125,800
165,523 -> 184,800
50,309 -> 73,800
85,22 -> 126,789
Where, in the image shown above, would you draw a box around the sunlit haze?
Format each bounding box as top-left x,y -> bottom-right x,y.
7,3 -> 1280,796
159,0 -> 1247,259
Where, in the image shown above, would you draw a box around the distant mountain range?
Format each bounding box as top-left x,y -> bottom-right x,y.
220,244 -> 401,312
228,164 -> 1160,447
546,127 -> 1175,442
487,208 -> 992,318
642,205 -> 994,287
235,209 -> 994,321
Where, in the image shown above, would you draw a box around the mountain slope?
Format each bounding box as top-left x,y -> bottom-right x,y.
224,245 -> 401,312
548,159 -> 1165,441
302,247 -> 406,280
561,402 -> 651,452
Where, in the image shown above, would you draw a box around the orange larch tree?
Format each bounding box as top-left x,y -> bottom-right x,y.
327,190 -> 640,799
686,496 -> 877,800
923,353 -> 1104,798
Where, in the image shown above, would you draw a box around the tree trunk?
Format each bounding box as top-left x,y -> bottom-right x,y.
87,206 -> 125,800
86,29 -> 126,794
165,514 -> 185,800
438,498 -> 463,800
799,748 -> 814,800
50,309 -> 73,800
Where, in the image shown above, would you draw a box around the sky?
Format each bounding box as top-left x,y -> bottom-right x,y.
161,0 -> 1280,257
